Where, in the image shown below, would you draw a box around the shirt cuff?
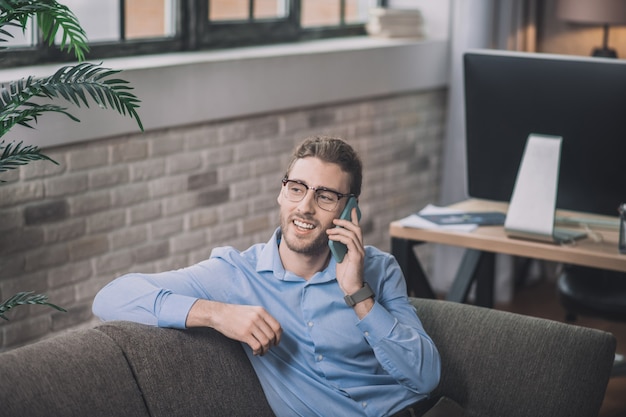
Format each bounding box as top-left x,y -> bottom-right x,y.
157,293 -> 199,329
356,302 -> 397,343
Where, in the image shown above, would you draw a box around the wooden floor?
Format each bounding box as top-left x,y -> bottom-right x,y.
497,276 -> 626,417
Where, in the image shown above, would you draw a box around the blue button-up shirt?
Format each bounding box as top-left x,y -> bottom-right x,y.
93,229 -> 440,417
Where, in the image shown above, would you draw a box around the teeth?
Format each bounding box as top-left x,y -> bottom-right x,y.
294,219 -> 314,229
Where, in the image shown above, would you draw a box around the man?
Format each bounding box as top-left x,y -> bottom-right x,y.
93,136 -> 441,417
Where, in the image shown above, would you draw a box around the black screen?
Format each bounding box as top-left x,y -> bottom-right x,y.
464,49 -> 626,217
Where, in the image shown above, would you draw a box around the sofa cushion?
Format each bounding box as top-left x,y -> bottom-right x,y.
0,328 -> 149,417
411,298 -> 615,417
96,321 -> 275,417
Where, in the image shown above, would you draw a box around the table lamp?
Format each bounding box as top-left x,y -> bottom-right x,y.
556,0 -> 626,57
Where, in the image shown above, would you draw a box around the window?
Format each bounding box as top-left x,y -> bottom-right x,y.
1,0 -> 385,68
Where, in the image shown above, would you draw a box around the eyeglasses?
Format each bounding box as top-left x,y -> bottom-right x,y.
281,178 -> 354,212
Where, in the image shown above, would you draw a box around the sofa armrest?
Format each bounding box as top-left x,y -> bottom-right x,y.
95,321 -> 275,417
410,298 -> 615,417
0,328 -> 150,417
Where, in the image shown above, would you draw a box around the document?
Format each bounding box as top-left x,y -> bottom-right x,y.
398,204 -> 505,232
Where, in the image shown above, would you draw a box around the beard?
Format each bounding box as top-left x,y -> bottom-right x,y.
279,212 -> 330,257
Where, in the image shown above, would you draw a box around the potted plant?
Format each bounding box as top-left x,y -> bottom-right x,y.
0,0 -> 144,319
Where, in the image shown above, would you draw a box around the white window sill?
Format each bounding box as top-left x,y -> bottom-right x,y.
2,36 -> 450,148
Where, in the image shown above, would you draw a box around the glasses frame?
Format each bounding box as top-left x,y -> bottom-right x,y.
281,177 -> 354,212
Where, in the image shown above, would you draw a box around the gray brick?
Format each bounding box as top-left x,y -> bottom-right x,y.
150,133 -> 184,156
0,227 -> 44,255
203,147 -> 234,166
167,153 -> 202,175
207,222 -> 238,244
47,260 -> 93,288
111,139 -> 148,163
130,200 -> 162,224
0,254 -> 25,280
94,250 -> 134,275
69,190 -> 112,216
157,194 -> 194,219
219,162 -> 250,183
0,207 -> 23,231
109,224 -> 149,250
309,109 -> 337,127
184,126 -> 220,150
20,154 -> 66,180
44,218 -> 87,244
0,272 -> 48,300
130,158 -> 166,182
246,116 -> 280,139
231,178 -> 263,201
24,244 -> 69,272
87,209 -> 126,234
24,199 -> 68,225
197,187 -> 230,208
170,230 -> 206,254
0,181 -> 44,208
188,171 -> 218,191
51,301 -> 93,332
151,217 -> 184,239
44,172 -> 88,197
218,201 -> 248,222
134,241 -> 169,264
240,214 -> 270,235
150,176 -> 188,198
68,146 -> 109,171
69,235 -> 109,261
2,315 -> 51,348
234,139 -> 269,162
112,183 -> 150,207
89,165 -> 130,188
188,208 -> 218,229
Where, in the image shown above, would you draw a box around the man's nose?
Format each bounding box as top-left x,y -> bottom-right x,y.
297,190 -> 317,212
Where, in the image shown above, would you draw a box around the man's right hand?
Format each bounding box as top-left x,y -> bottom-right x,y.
186,299 -> 282,356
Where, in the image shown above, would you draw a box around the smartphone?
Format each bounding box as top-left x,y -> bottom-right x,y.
328,196 -> 361,263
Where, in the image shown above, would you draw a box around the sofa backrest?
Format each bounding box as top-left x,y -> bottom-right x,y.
0,328 -> 150,417
96,321 -> 275,417
411,298 -> 616,417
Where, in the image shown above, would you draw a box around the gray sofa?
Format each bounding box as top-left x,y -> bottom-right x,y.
0,298 -> 615,417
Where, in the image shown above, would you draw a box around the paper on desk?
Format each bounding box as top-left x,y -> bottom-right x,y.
398,204 -> 478,232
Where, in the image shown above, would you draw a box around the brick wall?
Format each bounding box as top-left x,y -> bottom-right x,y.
0,89 -> 447,351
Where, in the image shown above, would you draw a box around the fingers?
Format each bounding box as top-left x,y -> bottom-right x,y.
245,310 -> 282,356
201,301 -> 282,356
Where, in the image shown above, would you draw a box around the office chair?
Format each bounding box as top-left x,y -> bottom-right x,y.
557,264 -> 626,377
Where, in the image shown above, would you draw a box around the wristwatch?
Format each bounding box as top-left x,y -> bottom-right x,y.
344,283 -> 375,307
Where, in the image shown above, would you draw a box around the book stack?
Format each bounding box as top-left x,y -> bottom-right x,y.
366,7 -> 424,39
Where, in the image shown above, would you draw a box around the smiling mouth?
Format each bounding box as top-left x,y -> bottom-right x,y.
293,219 -> 315,230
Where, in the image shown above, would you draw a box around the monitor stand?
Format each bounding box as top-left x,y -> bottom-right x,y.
504,133 -> 587,244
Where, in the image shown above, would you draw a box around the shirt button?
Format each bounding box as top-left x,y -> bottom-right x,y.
362,402 -> 368,408
364,331 -> 370,337
308,321 -> 314,327
317,354 -> 323,361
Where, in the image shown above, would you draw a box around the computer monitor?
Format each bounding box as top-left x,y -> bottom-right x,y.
463,49 -> 626,218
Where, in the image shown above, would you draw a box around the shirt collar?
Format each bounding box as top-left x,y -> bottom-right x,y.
257,228 -> 336,283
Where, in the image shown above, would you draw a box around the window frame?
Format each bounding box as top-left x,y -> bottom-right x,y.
1,0 -> 385,68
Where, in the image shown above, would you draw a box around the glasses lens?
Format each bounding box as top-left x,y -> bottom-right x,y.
285,181 -> 306,202
315,190 -> 339,211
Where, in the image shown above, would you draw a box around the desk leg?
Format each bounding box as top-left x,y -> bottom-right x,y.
475,252 -> 495,308
391,237 -> 437,299
444,250 -> 495,308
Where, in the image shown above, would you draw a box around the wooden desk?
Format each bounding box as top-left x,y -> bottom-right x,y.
389,199 -> 626,307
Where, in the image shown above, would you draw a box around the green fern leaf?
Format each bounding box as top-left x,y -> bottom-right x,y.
0,291 -> 66,320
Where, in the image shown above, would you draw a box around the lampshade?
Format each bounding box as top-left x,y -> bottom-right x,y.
556,0 -> 626,25
556,0 -> 626,57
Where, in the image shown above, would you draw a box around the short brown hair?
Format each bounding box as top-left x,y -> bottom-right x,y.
285,135 -> 362,197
